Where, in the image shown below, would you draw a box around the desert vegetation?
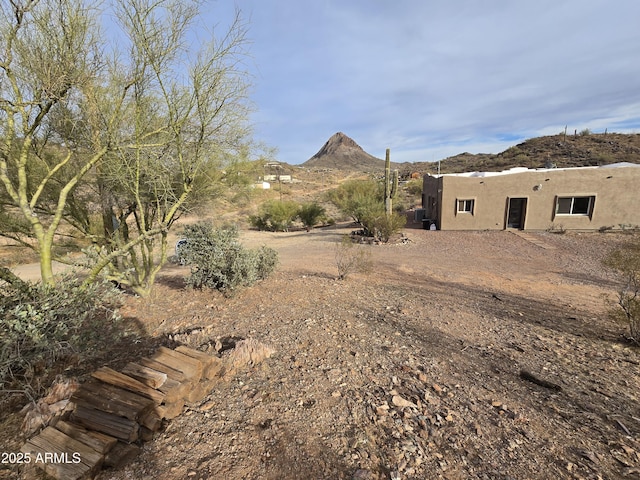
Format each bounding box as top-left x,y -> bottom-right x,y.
326,177 -> 406,242
0,0 -> 254,296
0,274 -> 123,402
0,3 -> 639,477
0,0 -> 267,411
298,203 -> 329,231
334,234 -> 372,280
605,236 -> 640,343
248,200 -> 329,232
178,222 -> 278,292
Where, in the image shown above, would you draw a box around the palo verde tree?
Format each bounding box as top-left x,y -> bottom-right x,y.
326,178 -> 382,230
0,0 -> 252,294
0,0 -> 121,286
80,0 -> 252,295
327,176 -> 405,242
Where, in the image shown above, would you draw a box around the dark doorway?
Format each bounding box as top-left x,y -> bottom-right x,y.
507,198 -> 527,229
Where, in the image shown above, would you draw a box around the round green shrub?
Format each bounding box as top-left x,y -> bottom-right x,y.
0,275 -> 123,397
249,200 -> 300,232
179,222 -> 278,291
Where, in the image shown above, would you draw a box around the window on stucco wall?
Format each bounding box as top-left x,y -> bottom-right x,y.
457,199 -> 474,214
555,196 -> 595,216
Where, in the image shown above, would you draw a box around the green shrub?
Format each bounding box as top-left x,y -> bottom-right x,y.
404,178 -> 423,197
0,275 -> 123,398
298,202 -> 326,231
356,202 -> 385,238
180,222 -> 278,292
369,211 -> 407,243
327,178 -> 406,242
253,245 -> 279,280
326,179 -> 381,225
249,200 -> 300,231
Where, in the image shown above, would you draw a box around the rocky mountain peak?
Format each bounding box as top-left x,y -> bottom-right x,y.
310,132 -> 364,158
303,132 -> 384,171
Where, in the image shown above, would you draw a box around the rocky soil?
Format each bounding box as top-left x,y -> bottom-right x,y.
3,224 -> 640,480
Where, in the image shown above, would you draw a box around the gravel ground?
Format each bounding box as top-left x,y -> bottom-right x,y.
3,225 -> 639,480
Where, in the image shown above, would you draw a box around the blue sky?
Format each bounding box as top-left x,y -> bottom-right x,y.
207,0 -> 640,164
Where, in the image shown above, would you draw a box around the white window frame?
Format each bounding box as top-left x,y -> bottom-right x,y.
555,195 -> 595,216
457,198 -> 475,214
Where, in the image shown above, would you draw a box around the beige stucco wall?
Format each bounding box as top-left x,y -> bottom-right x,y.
423,165 -> 640,231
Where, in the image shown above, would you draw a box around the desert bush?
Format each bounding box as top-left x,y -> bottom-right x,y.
334,235 -> 372,280
180,222 -> 278,292
253,245 -> 279,281
604,237 -> 640,343
579,128 -> 592,136
249,200 -> 300,232
404,178 -> 423,197
298,202 -> 327,231
594,153 -> 615,164
356,203 -> 385,238
369,211 -> 407,243
0,275 -> 123,398
326,178 -> 382,227
514,153 -> 529,164
328,179 -> 405,241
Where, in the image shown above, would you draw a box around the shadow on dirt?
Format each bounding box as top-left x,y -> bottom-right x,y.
383,263 -> 620,345
561,271 -> 621,289
355,278 -> 639,475
80,315 -> 177,373
155,274 -> 188,290
295,269 -> 338,280
261,426 -> 354,480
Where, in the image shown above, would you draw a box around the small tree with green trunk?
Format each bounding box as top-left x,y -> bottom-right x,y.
0,0 -> 253,295
0,0 -> 121,286
298,202 -> 326,231
326,178 -> 382,232
81,0 -> 251,295
249,200 -> 300,232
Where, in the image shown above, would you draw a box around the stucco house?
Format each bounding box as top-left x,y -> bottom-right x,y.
421,162 -> 640,231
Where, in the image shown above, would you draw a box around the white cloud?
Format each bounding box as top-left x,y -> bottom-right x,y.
216,0 -> 640,164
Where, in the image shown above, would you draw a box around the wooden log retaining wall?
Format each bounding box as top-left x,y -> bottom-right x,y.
20,345 -> 227,480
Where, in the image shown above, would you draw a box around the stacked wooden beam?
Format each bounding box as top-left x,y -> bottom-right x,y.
20,345 -> 223,480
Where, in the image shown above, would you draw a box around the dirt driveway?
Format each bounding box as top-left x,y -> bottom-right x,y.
4,226 -> 640,480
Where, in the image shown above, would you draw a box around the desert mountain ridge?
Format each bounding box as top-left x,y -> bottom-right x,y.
296,131 -> 640,176
301,132 -> 400,172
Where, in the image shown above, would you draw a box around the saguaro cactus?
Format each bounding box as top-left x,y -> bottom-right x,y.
384,148 -> 398,216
